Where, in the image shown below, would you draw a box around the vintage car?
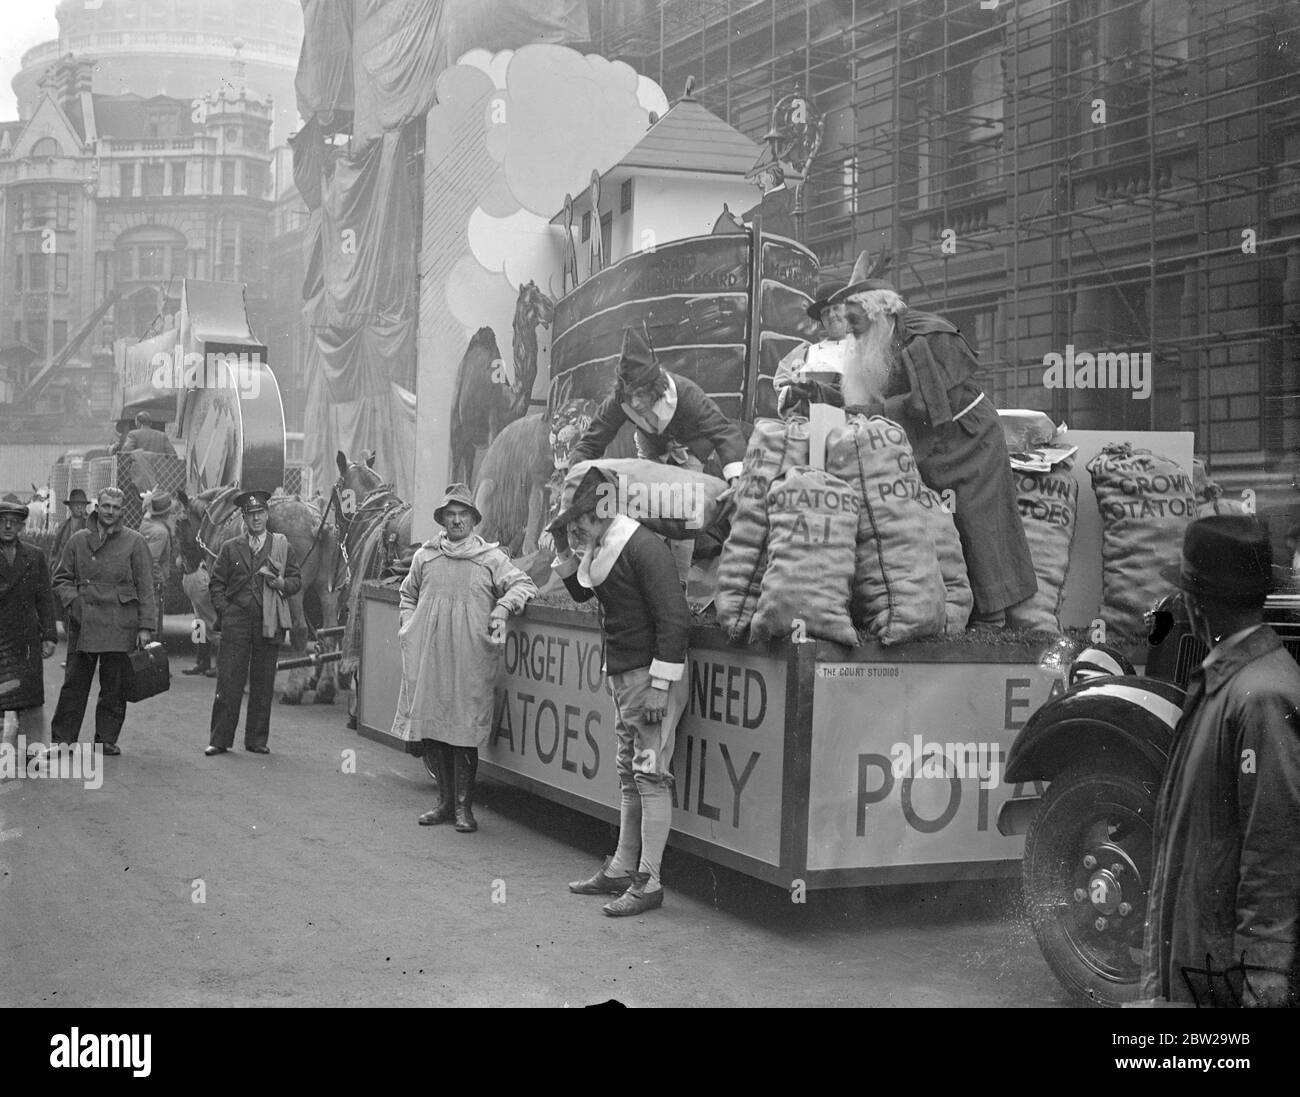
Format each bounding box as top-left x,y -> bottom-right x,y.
1001,588 -> 1300,1006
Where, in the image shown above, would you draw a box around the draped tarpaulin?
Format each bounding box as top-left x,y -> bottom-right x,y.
444,0 -> 590,58
310,128 -> 416,403
352,0 -> 448,139
296,0 -> 355,124
289,117 -> 326,211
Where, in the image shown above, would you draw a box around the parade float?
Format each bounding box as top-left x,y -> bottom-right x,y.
349,45 -> 1223,1007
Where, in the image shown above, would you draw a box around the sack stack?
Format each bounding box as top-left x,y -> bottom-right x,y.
1005,459 -> 1078,634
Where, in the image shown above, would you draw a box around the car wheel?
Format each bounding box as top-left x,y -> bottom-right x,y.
1022,764 -> 1157,1007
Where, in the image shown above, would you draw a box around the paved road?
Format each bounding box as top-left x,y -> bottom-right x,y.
0,628 -> 1070,1008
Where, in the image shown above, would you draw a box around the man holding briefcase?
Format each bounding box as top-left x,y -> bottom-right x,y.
50,487 -> 157,755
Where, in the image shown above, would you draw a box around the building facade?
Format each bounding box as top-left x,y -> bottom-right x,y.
0,55 -> 274,426
588,0 -> 1300,500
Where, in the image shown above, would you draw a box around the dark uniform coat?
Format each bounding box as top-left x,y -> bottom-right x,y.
0,541 -> 57,711
209,535 -> 303,627
52,524 -> 157,653
1139,625 -> 1300,1006
51,513 -> 88,569
122,426 -> 175,454
571,372 -> 747,481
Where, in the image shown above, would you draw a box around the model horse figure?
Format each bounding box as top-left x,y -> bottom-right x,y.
448,280 -> 555,484
172,487 -> 343,705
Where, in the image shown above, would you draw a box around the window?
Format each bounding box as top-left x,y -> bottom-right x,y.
220,245 -> 236,281
839,155 -> 859,218
55,254 -> 69,293
30,253 -> 47,287
15,253 -> 22,291
242,238 -> 262,282
226,126 -> 240,144
172,246 -> 187,280
30,136 -> 61,158
581,211 -> 591,241
244,162 -> 266,197
142,163 -> 165,197
120,163 -> 136,197
117,249 -> 133,281
56,191 -> 71,230
620,179 -> 633,213
221,160 -> 236,195
11,193 -> 23,228
138,245 -> 165,280
600,213 -> 613,263
171,161 -> 187,195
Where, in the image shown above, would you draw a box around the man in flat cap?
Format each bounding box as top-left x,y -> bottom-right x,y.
0,499 -> 57,766
772,279 -> 849,418
568,324 -> 747,583
551,466 -> 692,917
139,491 -> 174,635
205,490 -> 301,756
1139,516 -> 1300,1007
50,487 -> 157,755
833,251 -> 1036,626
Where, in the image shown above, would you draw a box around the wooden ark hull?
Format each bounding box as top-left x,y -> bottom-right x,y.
548,231 -> 818,422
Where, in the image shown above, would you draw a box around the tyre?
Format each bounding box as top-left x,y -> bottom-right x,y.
1022,764 -> 1158,1007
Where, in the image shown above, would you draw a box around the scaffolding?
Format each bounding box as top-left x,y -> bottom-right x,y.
594,0 -> 1300,499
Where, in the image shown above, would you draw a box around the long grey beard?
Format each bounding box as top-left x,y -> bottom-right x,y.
841,318 -> 898,408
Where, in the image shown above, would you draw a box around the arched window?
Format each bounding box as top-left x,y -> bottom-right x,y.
114,225 -> 188,287
30,137 -> 62,158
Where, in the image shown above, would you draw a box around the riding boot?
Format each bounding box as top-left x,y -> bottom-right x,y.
453,747 -> 478,833
418,740 -> 455,826
182,643 -> 210,676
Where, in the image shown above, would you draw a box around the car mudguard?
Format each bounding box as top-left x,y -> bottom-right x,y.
1004,674 -> 1185,786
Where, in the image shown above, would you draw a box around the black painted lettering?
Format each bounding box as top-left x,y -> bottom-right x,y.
697,738 -> 722,821
709,664 -> 724,722
492,689 -> 514,750
857,753 -> 893,837
560,704 -> 581,773
720,744 -> 760,828
552,636 -> 570,687
582,711 -> 601,779
690,659 -> 708,718
743,670 -> 767,729
901,775 -> 960,833
535,699 -> 560,763
725,665 -> 740,726
1005,678 -> 1032,730
517,692 -> 535,757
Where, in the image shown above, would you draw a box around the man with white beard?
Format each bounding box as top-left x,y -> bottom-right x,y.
831,253 -> 1036,627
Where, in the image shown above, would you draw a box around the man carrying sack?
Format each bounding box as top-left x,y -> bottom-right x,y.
832,252 -> 1036,627
551,466 -> 692,917
567,324 -> 746,584
205,491 -> 300,756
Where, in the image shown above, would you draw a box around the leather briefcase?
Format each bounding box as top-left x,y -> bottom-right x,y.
123,642 -> 171,703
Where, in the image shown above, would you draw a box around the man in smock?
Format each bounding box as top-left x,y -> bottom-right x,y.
392,484 -> 537,833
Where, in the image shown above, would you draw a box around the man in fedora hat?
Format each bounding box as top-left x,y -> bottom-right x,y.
205,490 -> 301,756
0,498 -> 57,767
391,484 -> 536,832
50,486 -> 156,755
832,251 -> 1036,627
772,279 -> 849,418
568,324 -> 746,583
139,491 -> 174,635
1139,516 -> 1300,1007
52,488 -> 91,567
551,466 -> 692,916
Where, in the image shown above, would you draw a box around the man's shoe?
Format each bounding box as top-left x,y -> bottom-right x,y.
181,665 -> 207,676
569,856 -> 633,896
452,747 -> 478,833
602,875 -> 664,917
204,746 -> 228,756
204,668 -> 217,678
418,806 -> 453,826
246,745 -> 270,754
99,743 -> 121,756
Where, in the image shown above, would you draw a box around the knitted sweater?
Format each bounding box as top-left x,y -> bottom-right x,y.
554,516 -> 690,681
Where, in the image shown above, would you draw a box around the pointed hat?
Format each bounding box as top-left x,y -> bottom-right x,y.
829,248 -> 896,305
617,323 -> 662,392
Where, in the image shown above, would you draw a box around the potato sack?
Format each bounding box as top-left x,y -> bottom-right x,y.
826,415 -> 946,645
1087,443 -> 1195,638
1004,460 -> 1078,634
916,484 -> 973,634
563,457 -> 729,539
716,417 -> 810,638
750,466 -> 860,647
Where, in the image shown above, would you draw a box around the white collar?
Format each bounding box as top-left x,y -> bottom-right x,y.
577,514 -> 640,589
248,531 -> 267,549
621,373 -> 678,436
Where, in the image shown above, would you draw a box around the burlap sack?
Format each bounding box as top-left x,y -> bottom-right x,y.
916,485 -> 973,634
716,418 -> 810,637
751,467 -> 859,646
1005,460 -> 1078,633
563,458 -> 729,538
826,415 -> 946,645
1087,444 -> 1195,638
1192,458 -> 1248,517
